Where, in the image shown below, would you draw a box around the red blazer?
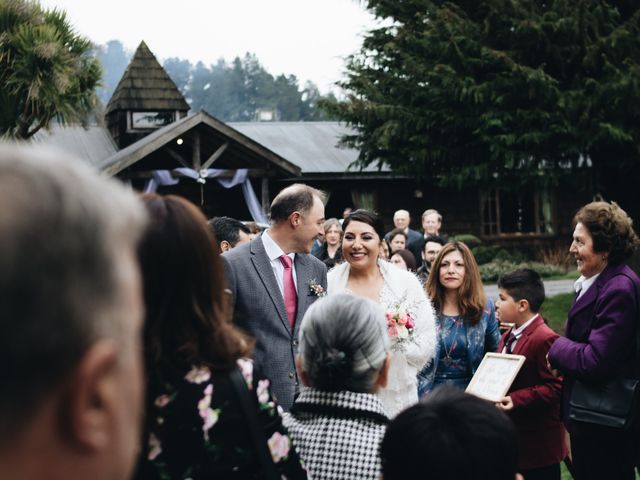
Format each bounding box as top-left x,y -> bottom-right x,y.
498,315 -> 567,470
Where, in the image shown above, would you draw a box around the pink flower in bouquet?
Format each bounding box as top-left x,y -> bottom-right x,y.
397,313 -> 408,326
388,324 -> 399,338
406,316 -> 415,330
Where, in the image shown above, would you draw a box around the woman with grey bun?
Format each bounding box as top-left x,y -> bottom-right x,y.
283,294 -> 391,480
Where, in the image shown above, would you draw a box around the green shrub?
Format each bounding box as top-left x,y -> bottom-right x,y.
449,234 -> 482,248
479,260 -> 564,282
472,245 -> 502,265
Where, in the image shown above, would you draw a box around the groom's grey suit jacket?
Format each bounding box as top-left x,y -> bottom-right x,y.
222,234 -> 327,410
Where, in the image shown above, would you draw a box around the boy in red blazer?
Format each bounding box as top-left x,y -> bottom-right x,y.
495,269 -> 568,480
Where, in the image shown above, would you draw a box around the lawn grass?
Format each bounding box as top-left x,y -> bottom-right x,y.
540,292 -> 574,334
544,271 -> 580,281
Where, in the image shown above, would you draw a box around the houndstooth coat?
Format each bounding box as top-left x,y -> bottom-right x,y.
283,388 -> 389,480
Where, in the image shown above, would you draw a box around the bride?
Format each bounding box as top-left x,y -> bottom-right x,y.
327,209 -> 436,417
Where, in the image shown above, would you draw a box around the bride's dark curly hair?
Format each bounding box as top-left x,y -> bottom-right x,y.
574,201 -> 639,265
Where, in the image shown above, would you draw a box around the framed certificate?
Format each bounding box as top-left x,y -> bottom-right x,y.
465,352 -> 526,402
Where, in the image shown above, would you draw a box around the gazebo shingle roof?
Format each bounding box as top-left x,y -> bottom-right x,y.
105,41 -> 190,113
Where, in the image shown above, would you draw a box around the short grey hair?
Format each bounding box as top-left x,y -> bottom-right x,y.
299,294 -> 389,393
0,144 -> 147,440
422,209 -> 442,222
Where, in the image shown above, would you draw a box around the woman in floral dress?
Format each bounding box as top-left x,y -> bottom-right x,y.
327,209 -> 436,417
418,242 -> 500,396
134,194 -> 306,480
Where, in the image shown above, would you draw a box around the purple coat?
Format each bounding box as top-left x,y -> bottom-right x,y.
548,263 -> 640,434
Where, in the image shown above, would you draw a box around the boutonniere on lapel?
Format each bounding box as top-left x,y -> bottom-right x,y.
308,279 -> 327,297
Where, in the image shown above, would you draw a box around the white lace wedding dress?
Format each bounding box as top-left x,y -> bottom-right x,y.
327,260 -> 436,417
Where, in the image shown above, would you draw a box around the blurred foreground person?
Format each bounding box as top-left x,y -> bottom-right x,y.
381,387 -> 523,480
284,294 -> 390,480
136,194 -> 306,479
0,145 -> 148,480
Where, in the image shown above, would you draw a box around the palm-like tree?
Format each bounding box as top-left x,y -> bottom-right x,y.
0,0 -> 102,139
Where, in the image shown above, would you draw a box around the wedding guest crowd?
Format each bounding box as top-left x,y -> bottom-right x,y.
4,141 -> 640,480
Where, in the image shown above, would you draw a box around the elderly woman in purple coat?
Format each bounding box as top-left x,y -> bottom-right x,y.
547,201 -> 640,480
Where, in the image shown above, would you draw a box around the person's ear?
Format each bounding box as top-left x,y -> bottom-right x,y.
376,353 -> 391,389
295,356 -> 311,387
289,212 -> 301,228
219,240 -> 231,252
62,339 -> 120,451
518,299 -> 529,312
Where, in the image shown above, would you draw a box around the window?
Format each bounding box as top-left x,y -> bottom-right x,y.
480,188 -> 554,236
129,111 -> 175,130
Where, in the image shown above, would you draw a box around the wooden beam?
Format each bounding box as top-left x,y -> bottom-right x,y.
119,169 -> 270,179
261,177 -> 270,216
202,142 -> 229,170
165,147 -> 190,169
193,130 -> 201,170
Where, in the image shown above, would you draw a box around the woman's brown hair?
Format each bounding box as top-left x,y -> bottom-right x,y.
574,201 -> 639,265
138,194 -> 252,373
426,242 -> 486,325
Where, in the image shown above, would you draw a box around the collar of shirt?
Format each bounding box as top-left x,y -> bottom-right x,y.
502,314 -> 538,354
512,314 -> 538,339
262,229 -> 295,263
574,272 -> 600,299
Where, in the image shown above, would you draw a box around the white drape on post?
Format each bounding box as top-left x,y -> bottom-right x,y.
143,168 -> 268,224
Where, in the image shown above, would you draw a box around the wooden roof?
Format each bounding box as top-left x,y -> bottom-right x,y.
105,41 -> 190,114
98,111 -> 301,177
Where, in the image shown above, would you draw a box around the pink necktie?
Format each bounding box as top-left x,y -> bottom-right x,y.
279,255 -> 297,328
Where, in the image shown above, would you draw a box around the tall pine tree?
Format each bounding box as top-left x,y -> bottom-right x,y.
326,0 -> 640,192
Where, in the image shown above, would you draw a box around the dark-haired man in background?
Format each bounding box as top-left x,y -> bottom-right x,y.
208,216 -> 251,252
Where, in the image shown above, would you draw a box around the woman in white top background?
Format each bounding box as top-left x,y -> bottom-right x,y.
327,209 -> 436,417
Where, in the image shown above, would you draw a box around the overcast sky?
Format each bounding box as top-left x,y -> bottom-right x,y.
38,0 -> 376,92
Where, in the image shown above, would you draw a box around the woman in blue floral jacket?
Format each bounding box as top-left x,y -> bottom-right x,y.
135,194 -> 306,480
418,242 -> 500,396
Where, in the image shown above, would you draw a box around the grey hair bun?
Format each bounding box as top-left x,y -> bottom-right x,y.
299,294 -> 389,393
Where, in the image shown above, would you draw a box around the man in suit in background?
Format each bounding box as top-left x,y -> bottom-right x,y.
409,208 -> 447,264
223,184 -> 328,410
385,209 -> 422,243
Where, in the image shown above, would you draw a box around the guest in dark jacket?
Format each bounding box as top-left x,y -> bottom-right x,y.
135,194 -> 306,480
495,269 -> 567,480
547,201 -> 640,480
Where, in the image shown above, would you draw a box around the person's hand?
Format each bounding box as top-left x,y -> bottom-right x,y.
496,396 -> 513,411
546,353 -> 560,377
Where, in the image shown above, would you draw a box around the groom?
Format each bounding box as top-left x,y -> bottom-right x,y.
222,184 -> 328,410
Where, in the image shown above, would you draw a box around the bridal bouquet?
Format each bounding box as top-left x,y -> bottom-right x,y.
385,297 -> 418,352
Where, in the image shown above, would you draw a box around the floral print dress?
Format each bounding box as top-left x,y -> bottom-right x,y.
135,358 -> 307,480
